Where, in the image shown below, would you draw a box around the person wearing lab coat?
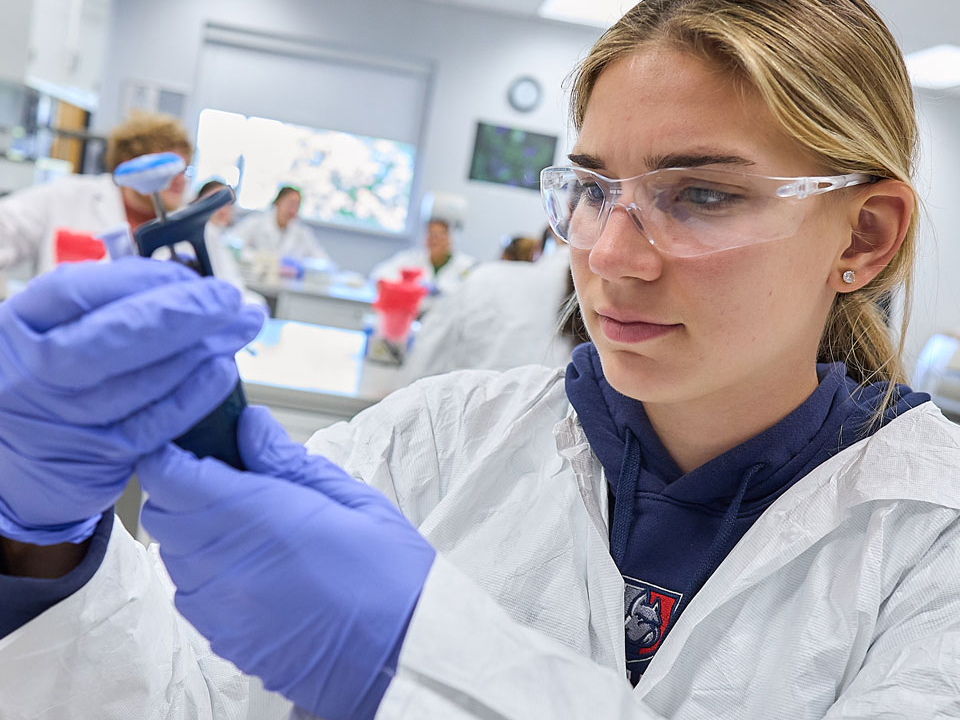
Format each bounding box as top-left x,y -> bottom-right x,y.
0,111 -> 192,277
401,245 -> 579,380
371,217 -> 476,295
231,185 -> 331,262
2,1 -> 960,719
194,179 -> 267,310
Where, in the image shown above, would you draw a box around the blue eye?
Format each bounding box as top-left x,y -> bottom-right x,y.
575,180 -> 605,207
678,186 -> 736,206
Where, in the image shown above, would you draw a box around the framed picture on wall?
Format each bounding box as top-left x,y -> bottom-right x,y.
468,121 -> 558,190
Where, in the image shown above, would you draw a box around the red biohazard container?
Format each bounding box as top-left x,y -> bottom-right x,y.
54,228 -> 107,264
372,268 -> 427,343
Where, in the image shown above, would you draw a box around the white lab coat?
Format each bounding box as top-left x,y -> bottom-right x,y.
371,247 -> 476,296
232,210 -> 330,261
0,174 -> 126,276
204,224 -> 268,310
2,366 -> 960,719
403,248 -> 575,380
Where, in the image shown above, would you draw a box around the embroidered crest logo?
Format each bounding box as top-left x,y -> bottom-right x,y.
623,576 -> 683,671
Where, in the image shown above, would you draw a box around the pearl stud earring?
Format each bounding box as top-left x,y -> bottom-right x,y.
842,270 -> 856,285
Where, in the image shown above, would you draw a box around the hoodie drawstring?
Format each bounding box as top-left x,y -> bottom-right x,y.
694,461 -> 764,587
610,429 -> 642,566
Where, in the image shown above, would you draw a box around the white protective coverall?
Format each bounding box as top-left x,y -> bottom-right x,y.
0,174 -> 125,276
232,210 -> 330,262
370,247 -> 477,296
1,366 -> 960,719
402,248 -> 575,381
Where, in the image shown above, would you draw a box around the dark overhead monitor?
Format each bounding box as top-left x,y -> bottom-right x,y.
468,122 -> 558,191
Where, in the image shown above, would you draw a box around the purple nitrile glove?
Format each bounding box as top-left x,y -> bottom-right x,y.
0,258 -> 263,544
138,406 -> 436,720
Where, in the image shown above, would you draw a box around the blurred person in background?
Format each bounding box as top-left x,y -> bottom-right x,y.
194,179 -> 266,309
402,237 -> 582,380
372,217 -> 476,295
198,179 -> 236,231
500,235 -> 540,262
232,185 -> 331,264
0,111 -> 191,277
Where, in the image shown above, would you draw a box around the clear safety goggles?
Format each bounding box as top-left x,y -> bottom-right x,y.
540,165 -> 876,258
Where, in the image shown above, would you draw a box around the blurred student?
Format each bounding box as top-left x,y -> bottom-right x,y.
0,111 -> 191,276
194,180 -> 266,309
403,243 -> 582,380
372,218 -> 476,295
232,186 -> 330,263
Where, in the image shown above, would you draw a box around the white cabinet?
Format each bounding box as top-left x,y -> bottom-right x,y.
0,0 -> 111,110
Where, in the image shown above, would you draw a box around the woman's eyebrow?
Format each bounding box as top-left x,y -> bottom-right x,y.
647,152 -> 756,170
567,152 -> 605,169
568,151 -> 757,173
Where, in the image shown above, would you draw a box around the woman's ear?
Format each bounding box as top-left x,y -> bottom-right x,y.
829,179 -> 914,293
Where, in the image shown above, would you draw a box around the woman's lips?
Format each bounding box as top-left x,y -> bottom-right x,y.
598,315 -> 681,343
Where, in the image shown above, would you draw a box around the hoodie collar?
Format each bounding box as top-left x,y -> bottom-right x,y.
565,343 -> 929,513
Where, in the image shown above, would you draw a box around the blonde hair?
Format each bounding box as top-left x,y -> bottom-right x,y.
105,111 -> 193,172
570,0 -> 918,393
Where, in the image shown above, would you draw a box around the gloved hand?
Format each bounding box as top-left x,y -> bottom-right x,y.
137,406 -> 436,720
0,258 -> 264,545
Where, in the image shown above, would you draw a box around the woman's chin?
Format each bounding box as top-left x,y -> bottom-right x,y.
595,347 -> 690,404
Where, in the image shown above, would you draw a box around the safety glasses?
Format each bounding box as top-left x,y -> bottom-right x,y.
540,165 -> 875,258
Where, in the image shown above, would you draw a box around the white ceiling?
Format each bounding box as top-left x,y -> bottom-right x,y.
413,0 -> 960,56
414,0 -> 543,19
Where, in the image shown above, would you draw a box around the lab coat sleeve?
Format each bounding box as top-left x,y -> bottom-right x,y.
305,378 -> 447,525
0,516 -> 293,720
376,553 -> 667,720
823,515 -> 960,719
305,366 -> 565,525
0,182 -> 52,271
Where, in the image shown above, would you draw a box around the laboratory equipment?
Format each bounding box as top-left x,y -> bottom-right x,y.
114,152 -> 249,469
366,268 -> 427,364
97,224 -> 137,260
53,228 -> 105,263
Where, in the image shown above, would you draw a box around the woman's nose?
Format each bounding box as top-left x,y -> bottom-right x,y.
588,203 -> 664,281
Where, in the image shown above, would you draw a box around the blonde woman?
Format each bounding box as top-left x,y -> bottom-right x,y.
1,1 -> 959,719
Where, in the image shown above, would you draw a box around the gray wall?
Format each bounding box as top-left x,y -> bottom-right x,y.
93,0 -> 601,274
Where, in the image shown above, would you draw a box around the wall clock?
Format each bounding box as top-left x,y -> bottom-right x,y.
508,76 -> 542,113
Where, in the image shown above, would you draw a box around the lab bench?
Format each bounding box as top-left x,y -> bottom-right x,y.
247,279 -> 377,330
237,318 -> 406,441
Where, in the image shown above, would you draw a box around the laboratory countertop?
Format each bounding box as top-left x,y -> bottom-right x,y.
247,278 -> 378,304
236,318 -> 406,420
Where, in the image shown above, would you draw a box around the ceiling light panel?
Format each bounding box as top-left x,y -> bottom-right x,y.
537,0 -> 632,28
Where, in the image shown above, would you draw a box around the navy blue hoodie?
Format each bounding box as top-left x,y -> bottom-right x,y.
565,342 -> 929,684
